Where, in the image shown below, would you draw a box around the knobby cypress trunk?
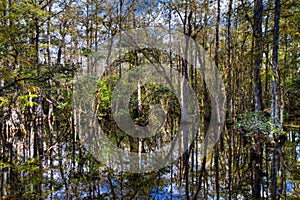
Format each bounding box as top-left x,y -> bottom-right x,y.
271,0 -> 282,198
271,0 -> 281,128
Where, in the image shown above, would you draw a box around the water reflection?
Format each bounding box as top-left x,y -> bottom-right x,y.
43,128 -> 300,199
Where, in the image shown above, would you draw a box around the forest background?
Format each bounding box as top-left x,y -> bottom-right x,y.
0,0 -> 299,199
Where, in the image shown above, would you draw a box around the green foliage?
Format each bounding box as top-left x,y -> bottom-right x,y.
96,77 -> 114,115
0,160 -> 12,168
237,112 -> 286,139
18,93 -> 38,108
0,0 -> 298,198
0,97 -> 9,107
17,158 -> 40,172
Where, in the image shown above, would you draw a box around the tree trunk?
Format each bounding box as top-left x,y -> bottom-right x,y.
253,0 -> 263,198
227,0 -> 233,197
253,0 -> 263,113
214,0 -> 221,199
34,16 -> 44,199
271,0 -> 281,198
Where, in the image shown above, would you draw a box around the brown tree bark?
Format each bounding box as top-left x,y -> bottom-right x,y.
271,0 -> 282,198
214,0 -> 221,199
253,0 -> 263,113
253,0 -> 264,198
